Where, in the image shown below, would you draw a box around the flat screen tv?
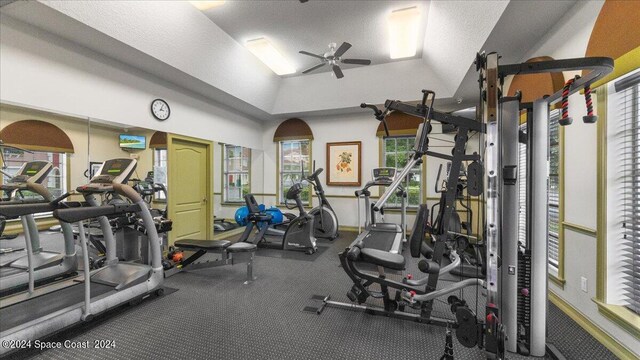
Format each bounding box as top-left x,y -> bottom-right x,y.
119,134 -> 146,150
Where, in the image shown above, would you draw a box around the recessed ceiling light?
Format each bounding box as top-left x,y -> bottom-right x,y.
245,38 -> 296,76
388,7 -> 420,59
189,1 -> 225,11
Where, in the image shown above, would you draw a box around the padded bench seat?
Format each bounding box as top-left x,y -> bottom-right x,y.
174,239 -> 231,250
360,248 -> 406,270
227,242 -> 257,253
174,239 -> 257,253
166,240 -> 257,284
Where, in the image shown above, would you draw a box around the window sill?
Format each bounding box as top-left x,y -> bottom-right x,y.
593,299 -> 640,339
562,221 -> 597,236
277,205 -> 313,211
549,274 -> 566,289
221,202 -> 245,207
379,208 -> 420,214
4,217 -> 60,235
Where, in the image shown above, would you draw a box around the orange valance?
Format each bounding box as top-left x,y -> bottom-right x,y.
0,120 -> 74,153
273,118 -> 313,142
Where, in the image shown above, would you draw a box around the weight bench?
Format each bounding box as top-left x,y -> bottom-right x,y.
164,239 -> 257,284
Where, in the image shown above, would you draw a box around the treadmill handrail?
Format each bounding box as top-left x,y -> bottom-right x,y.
24,182 -> 52,201
374,155 -> 420,212
0,202 -> 59,219
53,203 -> 141,224
360,180 -> 405,192
0,193 -> 78,219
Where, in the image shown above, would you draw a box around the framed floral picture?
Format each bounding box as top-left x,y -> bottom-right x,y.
326,141 -> 361,186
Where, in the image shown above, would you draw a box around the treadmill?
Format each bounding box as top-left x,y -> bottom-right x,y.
353,168 -> 407,254
347,98 -> 434,253
0,161 -> 77,296
0,158 -> 164,356
0,161 -> 52,254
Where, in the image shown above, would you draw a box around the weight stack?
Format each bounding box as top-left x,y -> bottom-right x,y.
517,250 -> 532,353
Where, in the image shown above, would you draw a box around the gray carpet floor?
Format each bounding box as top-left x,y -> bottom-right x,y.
0,230 -> 619,359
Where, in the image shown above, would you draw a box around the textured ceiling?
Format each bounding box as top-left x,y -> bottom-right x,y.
202,0 -> 429,76
452,0 -> 579,105
0,0 -> 586,120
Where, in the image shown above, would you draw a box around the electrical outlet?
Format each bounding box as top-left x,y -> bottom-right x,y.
581,276 -> 588,293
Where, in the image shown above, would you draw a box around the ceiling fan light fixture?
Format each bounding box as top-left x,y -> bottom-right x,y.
246,37 -> 296,76
388,7 -> 420,59
189,1 -> 225,11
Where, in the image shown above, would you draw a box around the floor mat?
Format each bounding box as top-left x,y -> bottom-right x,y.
254,244 -> 329,261
3,285 -> 177,360
7,231 -> 618,360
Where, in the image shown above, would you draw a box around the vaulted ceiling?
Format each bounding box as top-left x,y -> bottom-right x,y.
202,0 -> 429,76
0,0 -> 578,120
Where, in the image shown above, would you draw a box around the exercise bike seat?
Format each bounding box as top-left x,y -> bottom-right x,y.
174,239 -> 231,250
359,248 -> 406,270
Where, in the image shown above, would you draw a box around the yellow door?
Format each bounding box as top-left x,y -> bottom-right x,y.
167,135 -> 213,245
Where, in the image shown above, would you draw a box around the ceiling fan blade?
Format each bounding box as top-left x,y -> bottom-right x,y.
332,65 -> 344,79
302,63 -> 327,74
299,51 -> 325,60
333,42 -> 352,58
341,59 -> 371,65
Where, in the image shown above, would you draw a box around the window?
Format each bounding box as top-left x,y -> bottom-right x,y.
609,72 -> 640,314
279,140 -> 311,205
382,136 -> 422,207
153,148 -> 167,200
548,109 -> 561,273
223,144 -> 250,202
1,148 -> 67,201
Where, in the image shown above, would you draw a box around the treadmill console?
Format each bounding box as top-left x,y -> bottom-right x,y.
2,161 -> 52,190
78,158 -> 137,193
372,168 -> 396,184
135,181 -> 154,196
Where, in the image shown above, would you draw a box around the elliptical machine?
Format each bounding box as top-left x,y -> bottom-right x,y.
240,182 -> 317,254
305,162 -> 339,240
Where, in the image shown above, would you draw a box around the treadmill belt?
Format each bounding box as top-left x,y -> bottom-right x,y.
0,282 -> 113,333
362,231 -> 396,252
0,266 -> 24,277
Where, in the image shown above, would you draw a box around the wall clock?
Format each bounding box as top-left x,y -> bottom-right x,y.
151,99 -> 170,121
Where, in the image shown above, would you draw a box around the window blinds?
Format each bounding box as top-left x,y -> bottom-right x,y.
518,124 -> 527,248
548,110 -> 561,270
617,77 -> 640,314
516,109 -> 560,274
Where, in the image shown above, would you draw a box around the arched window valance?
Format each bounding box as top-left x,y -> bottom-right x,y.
0,120 -> 74,153
149,131 -> 167,148
583,0 -> 640,87
375,111 -> 423,137
507,56 -> 565,104
273,118 -> 313,142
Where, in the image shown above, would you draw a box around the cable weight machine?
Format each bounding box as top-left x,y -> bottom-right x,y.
476,52 -> 613,359
318,52 -> 612,360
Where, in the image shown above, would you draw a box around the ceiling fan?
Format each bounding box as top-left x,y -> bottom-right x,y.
299,42 -> 371,79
